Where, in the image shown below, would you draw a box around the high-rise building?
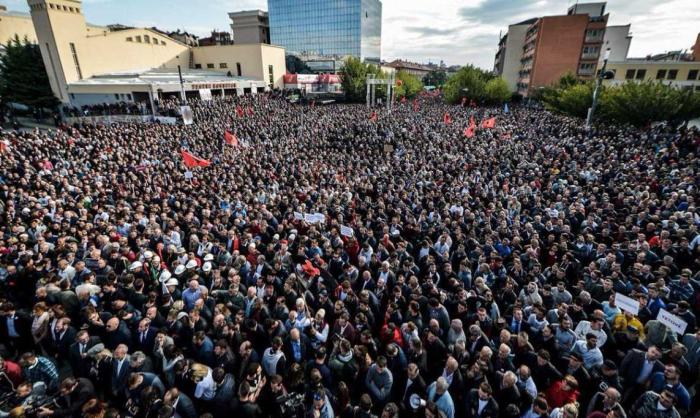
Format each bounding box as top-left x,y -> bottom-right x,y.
229,10 -> 270,44
494,2 -> 632,96
268,0 -> 382,63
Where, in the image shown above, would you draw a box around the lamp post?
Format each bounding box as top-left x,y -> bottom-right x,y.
586,48 -> 611,129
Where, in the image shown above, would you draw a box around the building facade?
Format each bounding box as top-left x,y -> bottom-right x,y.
268,0 -> 382,63
494,2 -> 632,96
384,60 -> 431,79
0,6 -> 37,47
604,61 -> 700,92
198,30 -> 232,46
229,10 -> 269,44
19,0 -> 285,104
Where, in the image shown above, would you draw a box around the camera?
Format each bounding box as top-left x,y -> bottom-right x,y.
276,393 -> 306,418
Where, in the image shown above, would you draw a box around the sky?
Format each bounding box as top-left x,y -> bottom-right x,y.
4,0 -> 699,69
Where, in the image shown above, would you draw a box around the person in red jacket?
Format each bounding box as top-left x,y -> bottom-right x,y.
546,375 -> 580,410
0,355 -> 23,390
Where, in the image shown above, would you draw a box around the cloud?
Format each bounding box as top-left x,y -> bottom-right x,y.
404,26 -> 461,36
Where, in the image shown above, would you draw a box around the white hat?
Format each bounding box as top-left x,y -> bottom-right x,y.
273,234 -> 280,241
203,254 -> 214,262
159,270 -> 172,283
174,265 -> 186,275
202,262 -> 212,272
129,261 -> 142,271
144,251 -> 154,259
166,278 -> 179,287
186,260 -> 197,269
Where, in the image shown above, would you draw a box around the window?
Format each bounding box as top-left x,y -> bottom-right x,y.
219,63 -> 228,69
236,62 -> 242,76
135,36 -> 142,43
49,3 -> 54,9
115,94 -> 120,100
268,64 -> 274,85
656,69 -> 666,80
207,63 -> 215,69
625,69 -> 635,80
688,69 -> 698,80
69,42 -> 83,79
194,64 -> 202,69
144,35 -> 150,43
127,94 -> 132,100
126,37 -> 133,42
161,41 -> 166,45
667,69 -> 677,80
635,69 -> 646,80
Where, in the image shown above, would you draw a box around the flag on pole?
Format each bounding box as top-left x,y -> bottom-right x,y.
504,103 -> 509,114
481,117 -> 496,129
443,112 -> 452,124
464,125 -> 475,138
181,149 -> 211,168
369,111 -> 378,121
236,105 -> 244,118
224,131 -> 239,147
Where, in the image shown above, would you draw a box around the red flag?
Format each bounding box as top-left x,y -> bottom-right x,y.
224,131 -> 239,147
181,149 -> 211,168
463,125 -> 475,138
370,111 -> 377,121
443,112 -> 452,124
246,107 -> 254,116
236,105 -> 244,118
0,141 -> 7,153
481,117 -> 496,129
401,96 -> 407,103
413,99 -> 419,112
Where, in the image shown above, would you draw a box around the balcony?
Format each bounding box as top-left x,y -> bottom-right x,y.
578,68 -> 595,76
581,52 -> 599,60
584,35 -> 603,43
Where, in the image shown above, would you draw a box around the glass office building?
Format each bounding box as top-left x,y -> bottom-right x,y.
268,0 -> 382,63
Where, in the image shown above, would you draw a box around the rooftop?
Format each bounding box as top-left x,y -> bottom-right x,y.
69,68 -> 261,87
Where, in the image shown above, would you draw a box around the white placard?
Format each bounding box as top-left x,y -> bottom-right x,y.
304,213 -> 316,223
615,293 -> 639,315
340,225 -> 354,237
184,170 -> 193,180
293,212 -> 303,221
314,213 -> 326,224
199,89 -> 212,101
657,309 -> 688,335
181,106 -> 193,125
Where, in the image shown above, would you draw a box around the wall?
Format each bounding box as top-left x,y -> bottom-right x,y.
531,15 -> 588,89
600,25 -> 631,65
191,44 -> 286,88
502,24 -> 529,92
80,29 -> 190,76
0,12 -> 37,45
605,61 -> 700,91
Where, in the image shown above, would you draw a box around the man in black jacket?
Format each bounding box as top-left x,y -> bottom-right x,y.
465,382 -> 499,418
69,329 -> 104,378
39,377 -> 96,418
164,387 -> 197,418
0,302 -> 33,356
401,362 -> 426,417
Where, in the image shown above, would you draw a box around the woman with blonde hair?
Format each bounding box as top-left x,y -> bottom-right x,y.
550,402 -> 579,418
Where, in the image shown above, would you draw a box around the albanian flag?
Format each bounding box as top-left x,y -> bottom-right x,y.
181,149 -> 211,168
224,131 -> 239,147
464,125 -> 475,138
481,117 -> 496,129
370,111 -> 378,121
443,112 -> 452,125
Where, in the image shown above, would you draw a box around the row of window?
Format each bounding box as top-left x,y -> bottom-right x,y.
126,35 -> 167,46
624,68 -> 699,81
30,3 -> 80,13
194,63 -> 243,76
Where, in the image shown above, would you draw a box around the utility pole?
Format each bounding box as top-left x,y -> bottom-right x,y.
178,65 -> 187,104
586,48 -> 611,129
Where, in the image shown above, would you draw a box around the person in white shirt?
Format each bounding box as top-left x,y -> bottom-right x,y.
573,316 -> 607,347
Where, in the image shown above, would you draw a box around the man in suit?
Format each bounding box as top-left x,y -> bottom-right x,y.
47,317 -> 77,365
283,328 -> 310,365
465,382 -> 499,418
506,307 -> 531,335
104,317 -> 132,351
69,330 -> 104,378
401,362 -> 426,417
133,318 -> 157,355
620,346 -> 664,406
110,344 -> 130,403
164,387 -> 197,418
0,302 -> 33,355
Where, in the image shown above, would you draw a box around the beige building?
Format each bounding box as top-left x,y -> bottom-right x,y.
229,10 -> 269,44
1,0 -> 286,104
0,6 -> 37,46
604,60 -> 700,92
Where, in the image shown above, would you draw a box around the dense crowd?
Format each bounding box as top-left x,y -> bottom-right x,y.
61,99 -> 182,119
0,93 -> 698,418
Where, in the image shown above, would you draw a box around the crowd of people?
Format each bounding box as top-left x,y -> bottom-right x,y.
61,99 -> 182,119
0,92 -> 698,418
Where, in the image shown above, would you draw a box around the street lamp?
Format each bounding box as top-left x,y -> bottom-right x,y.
586,48 -> 611,129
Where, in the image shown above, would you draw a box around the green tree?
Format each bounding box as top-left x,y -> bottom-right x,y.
599,81 -> 685,126
423,69 -> 447,87
394,70 -> 423,99
484,77 -> 511,103
443,65 -> 494,104
339,57 -> 369,102
0,35 -> 59,109
540,73 -> 594,118
285,55 -> 312,74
